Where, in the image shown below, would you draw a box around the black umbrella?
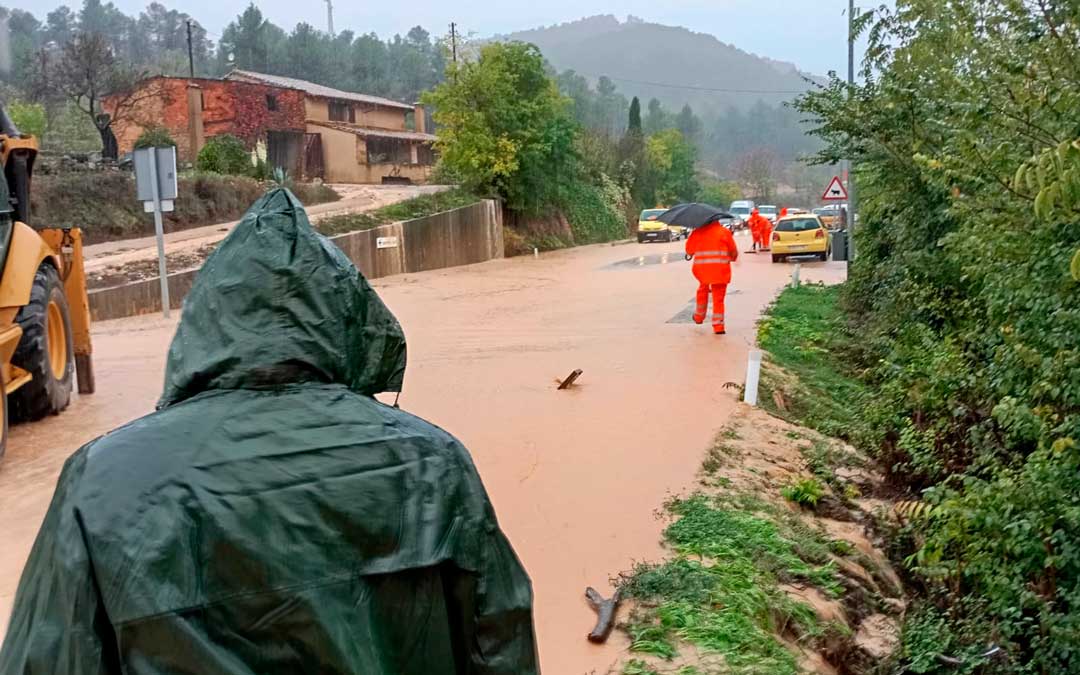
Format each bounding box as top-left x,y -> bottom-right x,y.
655,203 -> 732,230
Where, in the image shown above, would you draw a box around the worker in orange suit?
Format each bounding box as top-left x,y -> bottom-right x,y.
685,219 -> 739,334
748,208 -> 766,252
761,209 -> 779,252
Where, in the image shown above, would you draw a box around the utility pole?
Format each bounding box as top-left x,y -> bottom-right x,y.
325,0 -> 335,37
450,22 -> 458,66
846,0 -> 857,263
186,20 -> 195,78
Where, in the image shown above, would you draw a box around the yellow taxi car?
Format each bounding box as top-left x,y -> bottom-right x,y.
637,208 -> 685,243
771,213 -> 830,263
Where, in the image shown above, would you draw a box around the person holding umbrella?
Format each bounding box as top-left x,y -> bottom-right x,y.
657,203 -> 740,335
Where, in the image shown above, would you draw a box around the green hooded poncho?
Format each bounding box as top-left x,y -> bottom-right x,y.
0,189 -> 539,674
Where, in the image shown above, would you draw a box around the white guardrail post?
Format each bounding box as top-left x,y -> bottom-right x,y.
744,349 -> 763,406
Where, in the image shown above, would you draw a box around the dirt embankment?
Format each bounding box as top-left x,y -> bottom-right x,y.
31,172 -> 338,245
611,402 -> 906,675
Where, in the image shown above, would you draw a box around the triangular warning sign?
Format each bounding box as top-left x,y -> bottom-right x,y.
822,176 -> 848,201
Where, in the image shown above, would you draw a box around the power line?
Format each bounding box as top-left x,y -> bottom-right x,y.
577,72 -> 807,95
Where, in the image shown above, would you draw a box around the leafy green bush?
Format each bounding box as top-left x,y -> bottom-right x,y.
559,176 -> 629,244
196,134 -> 253,176
781,478 -> 825,508
133,127 -> 176,149
793,2 -> 1080,670
7,101 -> 46,138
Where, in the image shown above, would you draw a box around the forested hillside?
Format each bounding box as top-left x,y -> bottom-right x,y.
501,15 -> 824,177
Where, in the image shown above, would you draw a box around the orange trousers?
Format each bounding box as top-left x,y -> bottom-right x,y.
693,283 -> 728,334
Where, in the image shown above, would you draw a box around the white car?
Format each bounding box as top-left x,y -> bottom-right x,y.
729,200 -> 756,224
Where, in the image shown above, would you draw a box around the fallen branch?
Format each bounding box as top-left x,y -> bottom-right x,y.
558,369 -> 583,390
585,587 -> 620,643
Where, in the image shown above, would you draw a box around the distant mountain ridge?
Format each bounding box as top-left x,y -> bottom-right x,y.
498,15 -> 820,115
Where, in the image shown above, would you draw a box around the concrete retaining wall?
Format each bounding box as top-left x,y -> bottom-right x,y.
89,199 -> 503,322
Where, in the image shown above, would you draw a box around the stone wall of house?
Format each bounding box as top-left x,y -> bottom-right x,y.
108,77 -> 306,163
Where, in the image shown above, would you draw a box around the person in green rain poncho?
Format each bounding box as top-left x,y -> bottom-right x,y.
0,188 -> 539,675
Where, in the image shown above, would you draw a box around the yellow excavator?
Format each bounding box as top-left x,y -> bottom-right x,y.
0,102 -> 94,461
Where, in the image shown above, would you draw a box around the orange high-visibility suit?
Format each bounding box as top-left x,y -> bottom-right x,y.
748,210 -> 769,250
760,218 -> 773,251
685,221 -> 739,334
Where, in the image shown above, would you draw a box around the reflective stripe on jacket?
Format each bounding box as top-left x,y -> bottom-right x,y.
686,222 -> 739,285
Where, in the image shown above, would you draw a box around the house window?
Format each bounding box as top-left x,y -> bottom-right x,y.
329,100 -> 354,123
366,137 -> 412,164
266,94 -> 278,111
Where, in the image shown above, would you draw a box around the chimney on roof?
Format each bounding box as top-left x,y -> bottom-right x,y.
187,83 -> 205,161
413,103 -> 426,134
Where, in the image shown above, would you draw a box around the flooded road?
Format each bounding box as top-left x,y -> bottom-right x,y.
0,233 -> 844,673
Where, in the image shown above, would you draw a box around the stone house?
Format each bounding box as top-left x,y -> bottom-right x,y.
107,77 -> 309,176
223,70 -> 437,185
107,72 -> 437,184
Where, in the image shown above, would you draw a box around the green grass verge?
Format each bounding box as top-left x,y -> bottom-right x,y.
618,493 -> 844,673
315,188 -> 481,236
757,284 -> 868,441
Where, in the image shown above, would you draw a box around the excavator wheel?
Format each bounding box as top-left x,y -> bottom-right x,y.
10,264 -> 74,422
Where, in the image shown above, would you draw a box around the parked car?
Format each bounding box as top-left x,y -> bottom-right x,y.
717,215 -> 739,233
771,214 -> 830,263
813,204 -> 845,229
637,208 -> 684,243
758,205 -> 779,222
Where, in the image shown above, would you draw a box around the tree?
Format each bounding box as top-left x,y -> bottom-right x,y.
0,8 -> 43,87
556,69 -> 593,127
627,96 -> 642,135
699,180 -> 740,208
618,96 -> 647,205
43,7 -> 76,45
647,128 -> 699,205
32,32 -> 155,158
135,3 -> 211,75
423,41 -> 577,213
644,98 -> 668,135
593,75 -> 627,136
734,148 -> 780,202
217,4 -> 284,73
676,104 -> 702,145
349,33 -> 389,94
77,0 -> 134,59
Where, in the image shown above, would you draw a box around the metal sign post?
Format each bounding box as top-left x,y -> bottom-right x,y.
133,147 -> 178,318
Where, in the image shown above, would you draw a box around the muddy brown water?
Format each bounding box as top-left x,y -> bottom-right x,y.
0,232 -> 845,673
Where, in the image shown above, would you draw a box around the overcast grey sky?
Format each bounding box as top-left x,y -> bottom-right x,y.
7,0 -> 881,75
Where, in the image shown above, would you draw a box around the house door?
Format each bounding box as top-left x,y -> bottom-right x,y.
267,131 -> 303,179
303,133 -> 324,181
